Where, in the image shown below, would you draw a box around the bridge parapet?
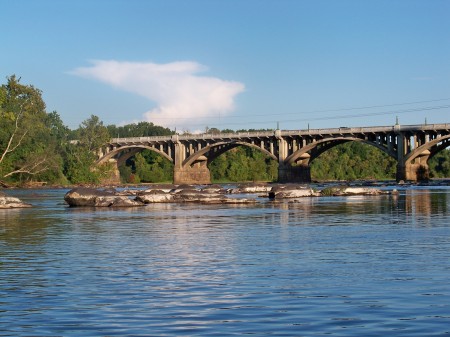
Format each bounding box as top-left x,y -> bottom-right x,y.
108,123 -> 450,145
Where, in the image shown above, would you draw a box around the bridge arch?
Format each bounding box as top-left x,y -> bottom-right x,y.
97,145 -> 173,165
429,137 -> 450,160
183,141 -> 277,168
284,137 -> 396,165
404,134 -> 450,165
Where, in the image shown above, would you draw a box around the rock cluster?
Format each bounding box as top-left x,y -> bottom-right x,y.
64,186 -> 256,207
269,185 -> 319,199
320,186 -> 391,196
2,183 -> 396,209
0,191 -> 32,209
268,184 -> 395,199
64,188 -> 144,207
230,183 -> 272,194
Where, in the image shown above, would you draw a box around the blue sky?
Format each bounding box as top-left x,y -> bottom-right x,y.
1,0 -> 449,132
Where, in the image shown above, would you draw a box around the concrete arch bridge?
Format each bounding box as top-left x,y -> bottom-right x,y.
96,123 -> 450,184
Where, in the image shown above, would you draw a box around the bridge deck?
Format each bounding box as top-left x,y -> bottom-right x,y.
109,123 -> 450,144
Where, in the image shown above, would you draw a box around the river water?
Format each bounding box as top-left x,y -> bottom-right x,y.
1,185 -> 450,336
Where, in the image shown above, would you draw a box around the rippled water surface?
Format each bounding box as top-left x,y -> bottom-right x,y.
1,186 -> 450,336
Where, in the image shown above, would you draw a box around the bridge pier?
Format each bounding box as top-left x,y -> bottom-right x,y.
173,165 -> 211,185
278,164 -> 311,183
99,158 -> 121,185
172,135 -> 212,185
396,150 -> 431,182
397,163 -> 430,182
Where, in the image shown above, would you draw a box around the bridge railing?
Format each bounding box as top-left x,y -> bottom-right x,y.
110,131 -> 277,143
108,123 -> 449,144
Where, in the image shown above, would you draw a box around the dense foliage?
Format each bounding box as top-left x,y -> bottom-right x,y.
0,76 -> 66,185
107,122 -> 173,138
119,150 -> 173,183
429,149 -> 450,178
310,142 -> 397,181
0,76 -> 448,186
209,147 -> 278,182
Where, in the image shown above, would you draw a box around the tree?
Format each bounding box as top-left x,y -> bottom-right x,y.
123,150 -> 173,183
205,127 -> 221,134
429,148 -> 450,178
63,115 -> 111,184
310,142 -> 397,181
78,115 -> 110,152
0,75 -> 64,183
107,121 -> 173,138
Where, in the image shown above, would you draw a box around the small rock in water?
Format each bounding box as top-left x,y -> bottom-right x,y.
0,191 -> 32,208
269,186 -> 318,199
136,192 -> 175,203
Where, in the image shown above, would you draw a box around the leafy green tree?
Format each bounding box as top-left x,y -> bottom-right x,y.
209,146 -> 277,182
205,127 -> 221,134
120,149 -> 173,183
0,75 -> 64,184
78,115 -> 110,151
107,121 -> 173,138
119,165 -> 133,183
311,141 -> 397,181
134,153 -> 152,182
45,111 -> 71,144
429,148 -> 450,178
63,115 -> 111,184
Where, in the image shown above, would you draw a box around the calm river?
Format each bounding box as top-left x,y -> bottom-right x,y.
1,185 -> 450,336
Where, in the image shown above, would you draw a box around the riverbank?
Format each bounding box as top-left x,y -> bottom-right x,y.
2,178 -> 450,190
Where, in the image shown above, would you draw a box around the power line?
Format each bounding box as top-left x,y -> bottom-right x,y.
240,97 -> 450,119
146,97 -> 450,121
149,104 -> 450,129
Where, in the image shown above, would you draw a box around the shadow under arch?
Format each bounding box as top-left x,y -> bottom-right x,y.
182,140 -> 278,168
285,137 -> 397,165
96,145 -> 173,166
404,134 -> 450,165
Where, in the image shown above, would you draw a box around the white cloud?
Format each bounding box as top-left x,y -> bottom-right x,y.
70,60 -> 245,129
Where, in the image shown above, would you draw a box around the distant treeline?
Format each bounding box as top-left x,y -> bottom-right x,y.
1,75 -> 448,186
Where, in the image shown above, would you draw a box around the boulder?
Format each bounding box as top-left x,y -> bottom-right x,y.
177,193 -> 256,204
64,188 -> 145,207
136,192 -> 175,203
136,189 -> 257,204
231,183 -> 272,194
0,191 -> 32,208
201,184 -> 227,194
142,184 -> 175,193
320,186 -> 389,196
338,187 -> 383,195
269,186 -> 318,199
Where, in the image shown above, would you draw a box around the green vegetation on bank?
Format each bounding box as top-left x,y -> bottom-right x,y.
0,76 -> 448,186
311,142 -> 397,181
210,147 -> 278,182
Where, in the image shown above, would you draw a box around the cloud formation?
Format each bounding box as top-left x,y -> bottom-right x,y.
71,60 -> 245,130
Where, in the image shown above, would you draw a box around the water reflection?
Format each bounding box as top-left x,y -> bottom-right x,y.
403,189 -> 448,216
268,189 -> 449,227
1,187 -> 450,336
0,209 -> 56,246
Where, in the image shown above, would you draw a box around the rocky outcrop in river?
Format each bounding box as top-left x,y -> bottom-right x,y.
64,186 -> 256,207
269,185 -> 319,199
0,191 -> 32,208
64,188 -> 145,207
268,184 -> 396,199
63,183 -> 398,207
